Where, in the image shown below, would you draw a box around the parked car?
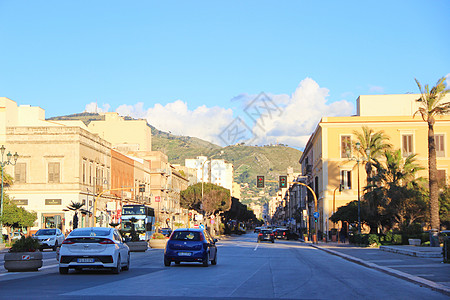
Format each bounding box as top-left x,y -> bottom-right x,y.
11,231 -> 24,241
164,228 -> 217,267
158,227 -> 173,237
33,228 -> 65,251
254,227 -> 262,233
273,228 -> 289,240
58,227 -> 130,275
257,229 -> 275,243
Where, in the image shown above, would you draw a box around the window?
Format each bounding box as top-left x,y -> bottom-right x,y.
435,134 -> 445,157
48,162 -> 60,183
341,135 -> 351,158
341,170 -> 352,189
402,134 -> 413,157
14,163 -> 26,183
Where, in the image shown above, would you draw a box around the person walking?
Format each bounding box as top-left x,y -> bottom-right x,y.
339,227 -> 346,244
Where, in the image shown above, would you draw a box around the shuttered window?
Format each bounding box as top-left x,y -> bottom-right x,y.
341,135 -> 351,158
341,170 -> 352,190
435,134 -> 445,157
48,162 -> 60,183
402,134 -> 413,157
14,163 -> 26,183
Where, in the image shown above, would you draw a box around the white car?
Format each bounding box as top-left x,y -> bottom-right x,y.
33,228 -> 65,251
58,227 -> 130,274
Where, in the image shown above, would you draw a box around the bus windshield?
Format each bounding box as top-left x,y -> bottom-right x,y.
122,219 -> 146,232
122,206 -> 146,215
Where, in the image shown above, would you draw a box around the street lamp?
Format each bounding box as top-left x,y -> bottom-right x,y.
346,142 -> 369,234
1,145 -> 19,241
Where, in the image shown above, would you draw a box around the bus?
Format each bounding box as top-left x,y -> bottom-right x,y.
121,204 -> 155,241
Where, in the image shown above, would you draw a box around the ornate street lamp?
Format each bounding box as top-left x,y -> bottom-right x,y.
1,145 -> 19,241
346,142 -> 369,234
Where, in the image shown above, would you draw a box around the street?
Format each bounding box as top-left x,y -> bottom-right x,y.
0,233 -> 447,299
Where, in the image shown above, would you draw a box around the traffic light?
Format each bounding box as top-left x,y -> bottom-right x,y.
256,176 -> 265,188
279,175 -> 287,188
139,184 -> 145,192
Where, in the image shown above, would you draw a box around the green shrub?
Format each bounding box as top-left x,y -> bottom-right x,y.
392,234 -> 402,245
9,236 -> 40,252
367,234 -> 380,246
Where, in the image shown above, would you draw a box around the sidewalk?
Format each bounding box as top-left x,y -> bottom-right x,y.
305,240 -> 450,296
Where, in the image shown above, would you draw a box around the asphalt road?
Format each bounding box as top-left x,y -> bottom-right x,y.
0,233 -> 447,299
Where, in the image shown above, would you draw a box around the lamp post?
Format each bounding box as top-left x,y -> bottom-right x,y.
346,142 -> 369,234
0,145 -> 19,241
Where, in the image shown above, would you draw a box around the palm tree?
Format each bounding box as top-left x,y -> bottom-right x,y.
66,201 -> 85,229
353,126 -> 391,183
414,76 -> 450,246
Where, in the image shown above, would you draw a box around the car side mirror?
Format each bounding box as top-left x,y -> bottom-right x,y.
213,238 -> 218,243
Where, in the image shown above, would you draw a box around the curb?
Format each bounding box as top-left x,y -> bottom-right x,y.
310,243 -> 450,296
379,245 -> 442,258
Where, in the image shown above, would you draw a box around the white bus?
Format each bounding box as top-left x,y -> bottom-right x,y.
121,204 -> 155,241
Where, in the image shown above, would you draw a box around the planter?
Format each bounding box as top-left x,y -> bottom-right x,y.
149,238 -> 167,249
4,251 -> 43,272
408,238 -> 421,246
126,241 -> 148,252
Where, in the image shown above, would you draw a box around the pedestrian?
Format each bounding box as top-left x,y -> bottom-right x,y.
339,228 -> 346,243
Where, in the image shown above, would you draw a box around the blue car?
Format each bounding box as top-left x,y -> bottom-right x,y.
164,228 -> 217,267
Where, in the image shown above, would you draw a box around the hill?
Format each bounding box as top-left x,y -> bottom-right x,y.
48,113 -> 303,204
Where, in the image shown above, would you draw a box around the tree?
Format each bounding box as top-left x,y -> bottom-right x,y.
353,126 -> 392,182
364,149 -> 425,232
439,186 -> 450,229
180,182 -> 231,215
330,200 -> 359,224
0,196 -> 37,243
414,76 -> 450,246
66,201 -> 85,230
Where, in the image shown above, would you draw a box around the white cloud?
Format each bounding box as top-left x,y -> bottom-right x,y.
246,78 -> 354,149
84,102 -> 110,113
369,85 -> 385,93
445,73 -> 450,87
83,78 -> 354,150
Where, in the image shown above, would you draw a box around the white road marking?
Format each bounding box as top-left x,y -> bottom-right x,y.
254,244 -> 259,251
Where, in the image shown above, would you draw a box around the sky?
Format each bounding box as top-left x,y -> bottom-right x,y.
1,1 -> 449,150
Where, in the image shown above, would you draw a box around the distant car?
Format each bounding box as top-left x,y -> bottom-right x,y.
254,227 -> 262,233
58,227 -> 130,275
11,231 -> 24,241
164,228 -> 217,267
33,228 -> 65,251
158,227 -> 172,237
273,228 -> 289,240
257,229 -> 275,243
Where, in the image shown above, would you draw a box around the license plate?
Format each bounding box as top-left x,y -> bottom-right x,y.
178,252 -> 192,256
77,258 -> 94,263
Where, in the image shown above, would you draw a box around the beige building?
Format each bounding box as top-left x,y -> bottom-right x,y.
88,112 -> 152,152
299,94 -> 450,236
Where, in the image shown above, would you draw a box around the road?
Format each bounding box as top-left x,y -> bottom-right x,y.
0,233 -> 447,299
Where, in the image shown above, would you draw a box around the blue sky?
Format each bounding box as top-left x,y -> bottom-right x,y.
1,1 -> 449,149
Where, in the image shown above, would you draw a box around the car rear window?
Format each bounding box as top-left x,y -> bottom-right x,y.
66,237 -> 106,243
170,231 -> 202,241
70,229 -> 110,237
261,230 -> 272,234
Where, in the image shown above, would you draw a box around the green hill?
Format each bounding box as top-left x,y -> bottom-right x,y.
48,113 -> 303,203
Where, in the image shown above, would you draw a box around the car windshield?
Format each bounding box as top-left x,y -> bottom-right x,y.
36,229 -> 56,235
170,231 -> 201,241
70,229 -> 110,237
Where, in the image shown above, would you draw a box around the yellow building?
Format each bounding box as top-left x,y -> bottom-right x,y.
299,94 -> 450,236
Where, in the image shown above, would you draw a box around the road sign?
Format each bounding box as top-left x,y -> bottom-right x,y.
210,219 -> 215,224
199,224 -> 205,229
155,196 -> 160,202
210,214 -> 215,219
313,212 -> 319,219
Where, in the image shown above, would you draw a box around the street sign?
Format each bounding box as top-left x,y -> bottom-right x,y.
313,212 -> 319,219
210,215 -> 215,219
211,219 -> 215,224
199,224 -> 205,229
155,196 -> 160,202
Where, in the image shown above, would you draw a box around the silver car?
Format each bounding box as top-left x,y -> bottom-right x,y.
33,228 -> 65,251
58,227 -> 130,274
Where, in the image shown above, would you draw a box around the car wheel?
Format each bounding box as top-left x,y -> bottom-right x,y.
112,255 -> 121,274
272,240 -> 274,243
59,267 -> 68,275
202,252 -> 209,267
175,261 -> 180,265
53,241 -> 58,251
164,257 -> 171,267
211,251 -> 217,265
122,253 -> 130,271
